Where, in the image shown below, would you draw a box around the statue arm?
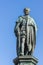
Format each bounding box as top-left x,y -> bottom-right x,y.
14,21 -> 20,37
14,16 -> 22,36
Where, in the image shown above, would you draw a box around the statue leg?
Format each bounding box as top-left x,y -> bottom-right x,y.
20,36 -> 25,55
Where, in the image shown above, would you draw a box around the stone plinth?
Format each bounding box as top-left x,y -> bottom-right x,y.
13,55 -> 38,65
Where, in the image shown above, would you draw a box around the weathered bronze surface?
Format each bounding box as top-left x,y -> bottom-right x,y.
14,8 -> 37,56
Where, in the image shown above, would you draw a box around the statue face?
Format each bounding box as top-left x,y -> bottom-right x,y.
24,8 -> 30,15
24,10 -> 29,15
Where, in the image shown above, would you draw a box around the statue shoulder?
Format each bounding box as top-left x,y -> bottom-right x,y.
28,16 -> 34,21
31,17 -> 35,22
16,16 -> 23,23
29,16 -> 35,23
30,17 -> 38,31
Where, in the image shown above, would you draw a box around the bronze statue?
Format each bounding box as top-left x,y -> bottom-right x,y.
14,8 -> 37,56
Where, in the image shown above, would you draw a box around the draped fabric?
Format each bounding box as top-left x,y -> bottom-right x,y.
27,25 -> 36,54
15,15 -> 37,56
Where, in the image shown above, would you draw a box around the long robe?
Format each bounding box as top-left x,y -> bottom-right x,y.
14,15 -> 37,55
25,16 -> 37,54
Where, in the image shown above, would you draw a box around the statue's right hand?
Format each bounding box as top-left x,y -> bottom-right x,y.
16,28 -> 20,35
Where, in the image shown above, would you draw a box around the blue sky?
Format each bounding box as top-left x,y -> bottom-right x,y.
0,0 -> 43,65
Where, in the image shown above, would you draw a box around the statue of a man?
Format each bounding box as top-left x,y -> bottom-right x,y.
14,8 -> 37,56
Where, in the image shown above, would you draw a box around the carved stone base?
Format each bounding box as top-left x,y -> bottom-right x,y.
13,55 -> 38,65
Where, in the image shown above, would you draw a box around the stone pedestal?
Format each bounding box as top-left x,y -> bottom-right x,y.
13,55 -> 38,65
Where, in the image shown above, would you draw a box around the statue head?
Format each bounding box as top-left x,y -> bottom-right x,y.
24,8 -> 30,15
